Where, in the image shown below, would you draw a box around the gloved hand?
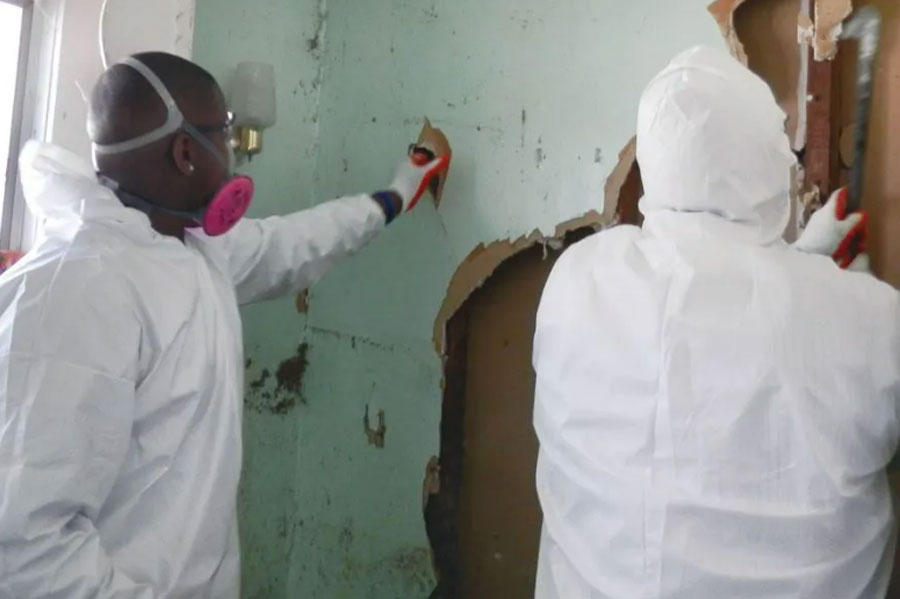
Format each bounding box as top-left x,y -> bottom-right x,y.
388,146 -> 451,212
793,187 -> 869,271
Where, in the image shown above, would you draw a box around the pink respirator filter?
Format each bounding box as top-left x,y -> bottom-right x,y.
202,176 -> 254,236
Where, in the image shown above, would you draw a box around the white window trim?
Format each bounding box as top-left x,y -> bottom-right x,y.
2,0 -> 63,251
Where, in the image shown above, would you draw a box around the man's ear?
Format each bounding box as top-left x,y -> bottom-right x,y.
170,132 -> 196,176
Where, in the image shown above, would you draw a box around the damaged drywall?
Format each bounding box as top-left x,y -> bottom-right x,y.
732,0 -> 804,143
814,0 -> 853,60
710,0 -> 811,148
709,0 -> 753,63
432,138 -> 638,355
709,0 -> 851,228
712,0 -> 852,63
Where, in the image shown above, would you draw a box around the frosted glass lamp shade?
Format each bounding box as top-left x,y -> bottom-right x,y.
229,62 -> 277,129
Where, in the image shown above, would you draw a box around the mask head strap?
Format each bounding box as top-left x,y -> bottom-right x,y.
92,58 -> 184,155
92,57 -> 232,172
98,175 -> 204,224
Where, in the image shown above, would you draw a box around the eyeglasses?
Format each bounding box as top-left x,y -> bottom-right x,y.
193,111 -> 235,138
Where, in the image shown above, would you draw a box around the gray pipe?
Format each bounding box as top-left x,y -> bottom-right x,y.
840,6 -> 882,213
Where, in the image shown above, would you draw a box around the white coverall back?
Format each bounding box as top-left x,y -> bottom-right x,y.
533,46 -> 900,598
0,142 -> 386,598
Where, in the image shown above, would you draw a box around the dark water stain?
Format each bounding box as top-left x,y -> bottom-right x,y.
276,343 -> 309,396
249,368 -> 271,391
244,344 -> 309,415
338,519 -> 354,551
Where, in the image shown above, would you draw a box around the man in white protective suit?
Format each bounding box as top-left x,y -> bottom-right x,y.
533,45 -> 900,599
0,52 -> 448,598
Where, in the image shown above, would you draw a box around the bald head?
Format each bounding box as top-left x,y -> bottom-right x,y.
88,52 -> 221,146
89,53 -> 233,239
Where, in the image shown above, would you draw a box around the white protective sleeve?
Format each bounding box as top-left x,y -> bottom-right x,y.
0,266 -> 155,599
222,194 -> 386,305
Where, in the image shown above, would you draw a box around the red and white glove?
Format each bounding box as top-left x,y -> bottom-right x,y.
794,187 -> 869,271
388,146 -> 450,211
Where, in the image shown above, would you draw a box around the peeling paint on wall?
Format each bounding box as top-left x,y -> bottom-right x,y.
364,405 -> 387,448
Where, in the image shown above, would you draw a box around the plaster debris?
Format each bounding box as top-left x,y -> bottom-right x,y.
813,0 -> 852,61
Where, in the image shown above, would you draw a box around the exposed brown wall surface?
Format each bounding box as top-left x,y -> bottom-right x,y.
456,245 -> 557,598
734,0 -> 803,142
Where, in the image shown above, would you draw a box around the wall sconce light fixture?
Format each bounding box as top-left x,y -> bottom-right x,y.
229,62 -> 277,161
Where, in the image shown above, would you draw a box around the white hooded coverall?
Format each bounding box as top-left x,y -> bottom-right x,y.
533,46 -> 900,598
0,141 -> 387,598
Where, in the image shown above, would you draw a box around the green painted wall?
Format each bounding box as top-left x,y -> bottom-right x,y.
194,1 -> 722,597
193,2 -> 325,597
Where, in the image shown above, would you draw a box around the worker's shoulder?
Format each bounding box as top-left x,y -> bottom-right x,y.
786,247 -> 895,291
551,224 -> 643,278
3,227 -> 191,308
784,248 -> 900,317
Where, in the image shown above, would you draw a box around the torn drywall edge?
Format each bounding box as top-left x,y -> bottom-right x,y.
431,230 -> 544,355
710,0 -> 811,150
431,138 -> 637,355
708,0 -> 751,64
813,0 -> 852,60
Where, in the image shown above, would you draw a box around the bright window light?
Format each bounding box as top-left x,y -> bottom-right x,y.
0,3 -> 23,224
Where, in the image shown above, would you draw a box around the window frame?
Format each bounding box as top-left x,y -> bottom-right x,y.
0,0 -> 34,250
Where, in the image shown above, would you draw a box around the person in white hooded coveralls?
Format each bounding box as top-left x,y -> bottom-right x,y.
533,46 -> 900,598
0,52 -> 448,598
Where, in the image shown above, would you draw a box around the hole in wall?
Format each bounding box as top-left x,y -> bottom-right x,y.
425,154 -> 644,597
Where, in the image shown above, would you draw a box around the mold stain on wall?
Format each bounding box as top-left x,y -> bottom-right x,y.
244,343 -> 309,415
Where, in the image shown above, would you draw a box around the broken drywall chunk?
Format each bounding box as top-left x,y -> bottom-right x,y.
814,0 -> 852,60
416,118 -> 452,207
601,137 -> 638,224
708,0 -> 752,64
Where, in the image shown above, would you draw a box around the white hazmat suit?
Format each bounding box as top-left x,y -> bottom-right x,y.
533,46 -> 900,598
0,141 -> 387,598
